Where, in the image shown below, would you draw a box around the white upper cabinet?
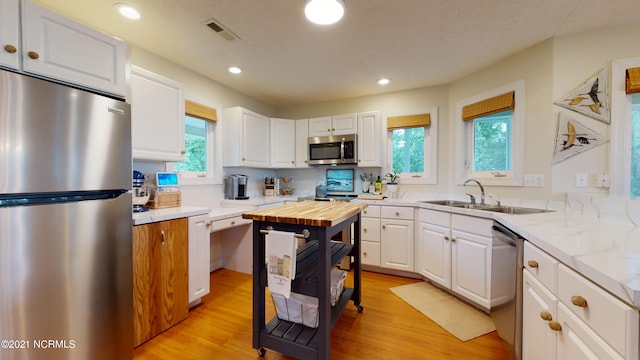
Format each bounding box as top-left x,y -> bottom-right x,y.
223,107 -> 270,168
270,118 -> 295,168
357,111 -> 382,167
0,0 -> 20,70
131,66 -> 185,162
295,119 -> 309,168
308,113 -> 357,137
19,0 -> 127,97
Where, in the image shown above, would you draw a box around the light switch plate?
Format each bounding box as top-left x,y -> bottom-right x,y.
576,173 -> 589,187
524,174 -> 544,187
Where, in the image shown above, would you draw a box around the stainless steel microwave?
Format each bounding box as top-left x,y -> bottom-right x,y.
308,134 -> 357,165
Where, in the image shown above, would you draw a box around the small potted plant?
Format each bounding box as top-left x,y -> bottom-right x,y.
385,171 -> 399,184
385,171 -> 399,198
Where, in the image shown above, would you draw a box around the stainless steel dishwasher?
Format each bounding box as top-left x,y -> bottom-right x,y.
490,221 -> 524,360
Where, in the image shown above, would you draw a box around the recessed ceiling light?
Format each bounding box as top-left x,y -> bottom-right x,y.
378,78 -> 390,85
305,0 -> 345,25
114,3 -> 141,20
228,66 -> 242,74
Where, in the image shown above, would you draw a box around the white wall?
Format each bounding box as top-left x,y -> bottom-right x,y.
131,22 -> 640,206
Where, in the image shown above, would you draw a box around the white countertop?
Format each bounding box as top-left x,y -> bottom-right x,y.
361,195 -> 640,308
134,194 -> 640,308
132,206 -> 210,225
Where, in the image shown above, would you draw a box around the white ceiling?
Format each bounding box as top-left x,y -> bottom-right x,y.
38,0 -> 640,107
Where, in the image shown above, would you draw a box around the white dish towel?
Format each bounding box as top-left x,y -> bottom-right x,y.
266,230 -> 297,299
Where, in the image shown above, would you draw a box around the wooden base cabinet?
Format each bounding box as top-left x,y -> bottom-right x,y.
132,218 -> 189,347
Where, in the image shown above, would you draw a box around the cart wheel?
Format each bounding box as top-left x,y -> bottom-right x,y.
357,305 -> 364,313
258,347 -> 266,357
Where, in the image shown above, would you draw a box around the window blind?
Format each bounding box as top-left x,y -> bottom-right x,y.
387,113 -> 430,130
626,67 -> 640,94
185,100 -> 218,122
462,91 -> 514,121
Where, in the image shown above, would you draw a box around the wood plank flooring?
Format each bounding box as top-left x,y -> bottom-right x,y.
134,268 -> 513,359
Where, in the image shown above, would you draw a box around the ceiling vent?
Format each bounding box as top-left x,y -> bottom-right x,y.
205,18 -> 239,41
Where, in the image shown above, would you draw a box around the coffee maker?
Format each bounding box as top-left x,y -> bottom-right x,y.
132,170 -> 150,212
224,174 -> 249,200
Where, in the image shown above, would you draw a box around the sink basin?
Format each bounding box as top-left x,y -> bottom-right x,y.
477,206 -> 554,215
419,199 -> 470,207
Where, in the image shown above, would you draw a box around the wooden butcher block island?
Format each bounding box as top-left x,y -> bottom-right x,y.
242,200 -> 367,359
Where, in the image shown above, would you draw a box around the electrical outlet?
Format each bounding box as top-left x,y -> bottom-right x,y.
597,172 -> 610,188
575,173 -> 588,187
524,174 -> 544,187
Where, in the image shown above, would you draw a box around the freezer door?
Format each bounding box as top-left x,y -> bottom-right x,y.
0,194 -> 133,360
0,69 -> 131,194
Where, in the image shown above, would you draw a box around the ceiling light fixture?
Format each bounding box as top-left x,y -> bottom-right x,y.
228,66 -> 242,74
304,0 -> 345,25
114,3 -> 141,20
378,78 -> 390,85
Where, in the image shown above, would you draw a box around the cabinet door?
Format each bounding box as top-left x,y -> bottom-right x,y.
522,270 -> 557,360
0,0 -> 20,70
308,116 -> 332,137
416,221 -> 451,289
21,0 -> 126,97
556,303 -> 624,360
242,111 -> 270,167
332,113 -> 358,135
270,118 -> 295,168
188,214 -> 211,304
451,229 -> 491,308
131,66 -> 185,162
361,240 -> 380,266
158,218 -> 189,332
132,218 -> 189,347
295,119 -> 309,168
357,111 -> 382,167
132,222 -> 158,346
380,218 -> 414,271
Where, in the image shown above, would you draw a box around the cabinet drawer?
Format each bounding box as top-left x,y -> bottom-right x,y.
361,241 -> 380,266
523,242 -> 558,293
381,206 -> 414,220
210,216 -> 252,232
451,214 -> 492,237
361,217 -> 381,242
418,208 -> 450,227
557,264 -> 638,358
362,205 -> 380,218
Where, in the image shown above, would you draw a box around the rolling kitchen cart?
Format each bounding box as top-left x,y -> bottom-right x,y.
242,201 -> 366,359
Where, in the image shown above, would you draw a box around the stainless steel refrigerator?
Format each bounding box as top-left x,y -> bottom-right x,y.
0,68 -> 133,359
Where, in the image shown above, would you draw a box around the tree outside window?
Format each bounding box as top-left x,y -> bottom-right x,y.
391,127 -> 424,173
631,94 -> 640,198
174,115 -> 206,172
472,111 -> 512,172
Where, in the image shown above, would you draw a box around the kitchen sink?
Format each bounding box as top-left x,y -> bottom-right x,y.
477,206 -> 554,215
419,199 -> 471,207
420,200 -> 554,215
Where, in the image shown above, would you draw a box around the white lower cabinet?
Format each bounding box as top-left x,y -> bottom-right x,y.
360,206 -> 381,266
523,242 -> 638,360
417,209 -> 494,309
188,214 -> 211,305
380,206 -> 414,271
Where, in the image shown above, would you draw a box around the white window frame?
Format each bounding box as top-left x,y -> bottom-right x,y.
456,79 -> 525,186
384,106 -> 438,185
610,57 -> 640,197
166,101 -> 223,186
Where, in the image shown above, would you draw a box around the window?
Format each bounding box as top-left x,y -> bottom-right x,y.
631,93 -> 640,198
457,80 -> 525,186
385,108 -> 438,184
175,115 -> 207,172
167,100 -> 222,185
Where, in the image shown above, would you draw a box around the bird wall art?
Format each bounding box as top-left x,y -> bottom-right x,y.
552,112 -> 606,164
554,68 -> 610,124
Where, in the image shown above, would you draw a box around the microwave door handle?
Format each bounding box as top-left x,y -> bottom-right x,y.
340,138 -> 345,162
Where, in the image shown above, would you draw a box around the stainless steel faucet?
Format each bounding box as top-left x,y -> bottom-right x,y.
464,178 -> 485,206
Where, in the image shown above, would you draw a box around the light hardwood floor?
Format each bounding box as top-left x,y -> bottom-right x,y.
134,269 -> 512,359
